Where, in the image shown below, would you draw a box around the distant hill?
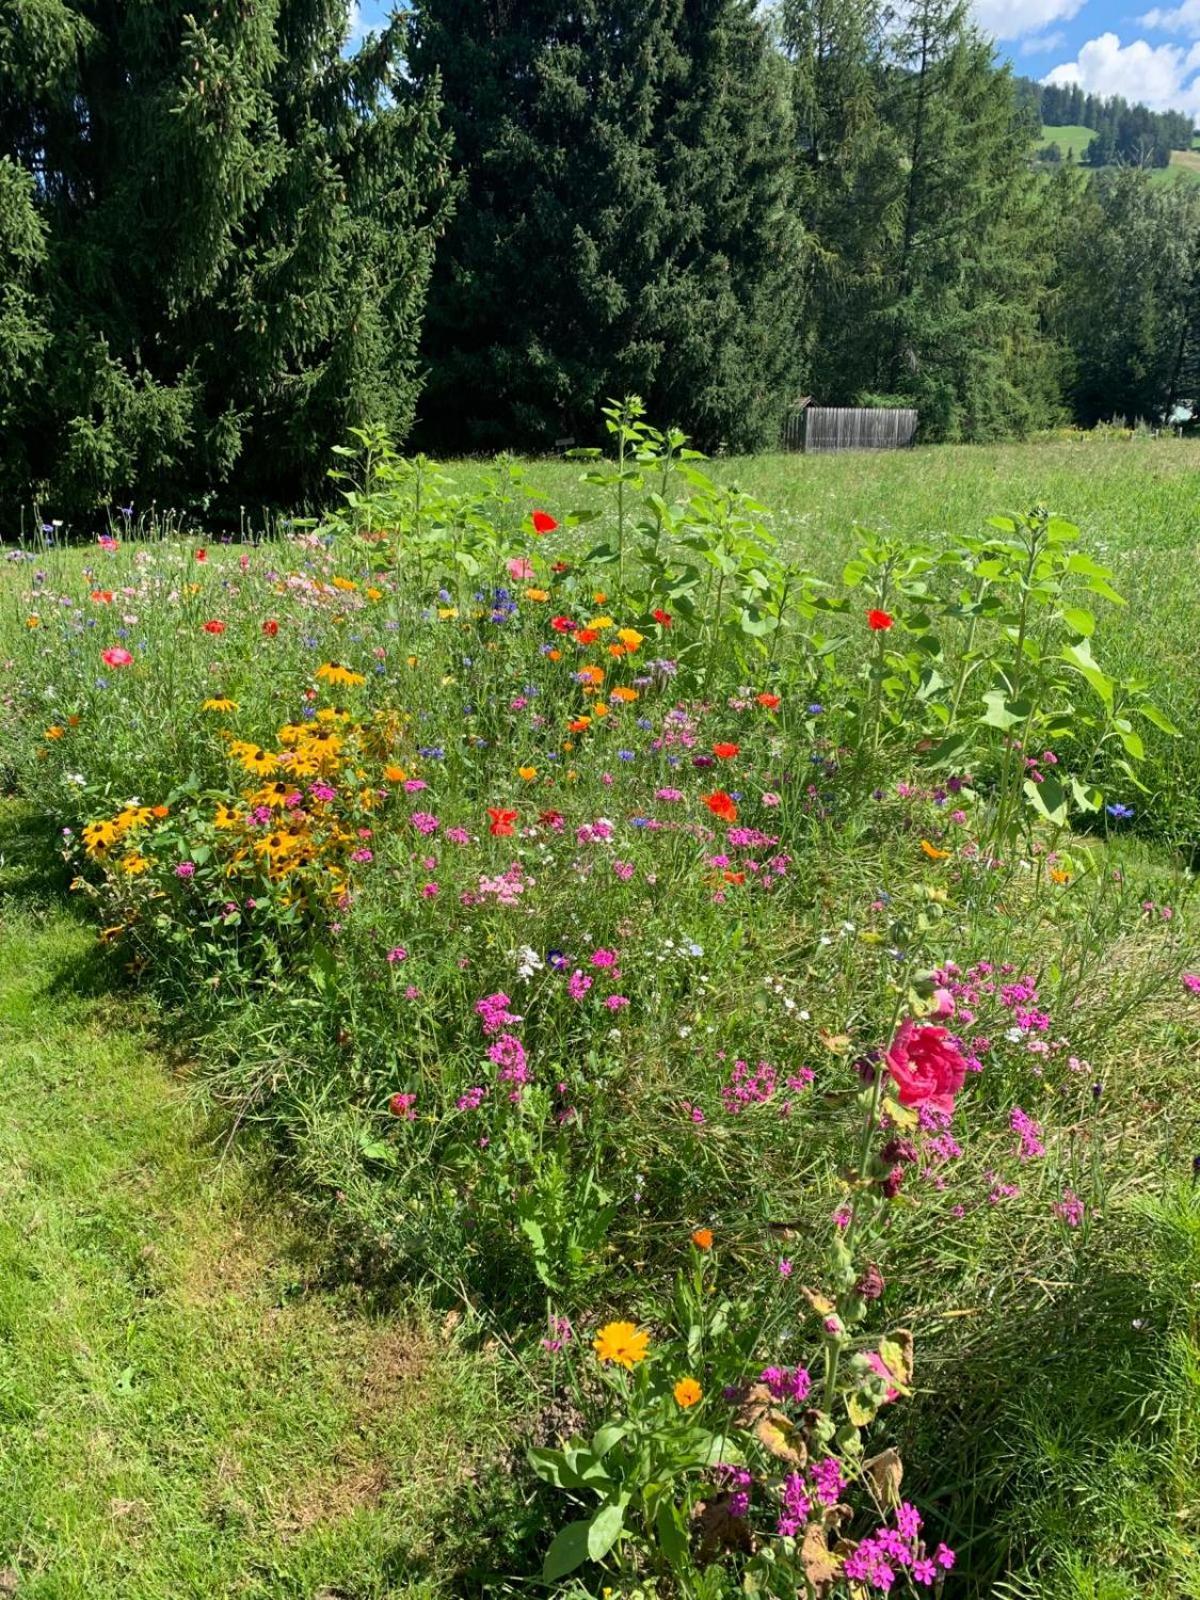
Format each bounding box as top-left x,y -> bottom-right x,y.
1035,124 -> 1200,186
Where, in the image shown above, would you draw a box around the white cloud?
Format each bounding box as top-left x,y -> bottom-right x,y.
971,0 -> 1085,43
1139,1 -> 1200,34
1043,31 -> 1200,112
1019,29 -> 1067,54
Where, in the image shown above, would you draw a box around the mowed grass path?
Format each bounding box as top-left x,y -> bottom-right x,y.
0,823 -> 508,1599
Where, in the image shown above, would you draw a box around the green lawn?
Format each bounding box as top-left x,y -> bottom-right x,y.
0,818 -> 513,1599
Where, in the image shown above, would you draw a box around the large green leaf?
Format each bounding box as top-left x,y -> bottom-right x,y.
542,1519 -> 593,1581
587,1497 -> 629,1560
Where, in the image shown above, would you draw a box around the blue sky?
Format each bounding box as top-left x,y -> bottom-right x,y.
348,2 -> 1200,116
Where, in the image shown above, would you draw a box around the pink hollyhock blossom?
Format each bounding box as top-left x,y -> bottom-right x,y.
885,1018 -> 967,1116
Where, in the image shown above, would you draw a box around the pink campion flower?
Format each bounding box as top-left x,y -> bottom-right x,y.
567,969 -> 592,1001
386,946 -> 408,964
590,948 -> 618,967
1182,973 -> 1200,994
885,1018 -> 968,1117
101,646 -> 133,667
388,1091 -> 417,1121
506,557 -> 534,581
930,987 -> 955,1018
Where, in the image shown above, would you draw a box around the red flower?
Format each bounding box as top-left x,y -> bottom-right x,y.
551,615 -> 575,633
701,790 -> 738,823
885,1019 -> 967,1117
488,807 -> 518,837
867,609 -> 894,631
195,548 -> 207,562
531,510 -> 558,534
723,870 -> 746,886
574,627 -> 599,646
538,809 -> 565,830
101,647 -> 133,668
203,619 -> 226,635
653,608 -> 672,627
90,589 -> 114,604
756,692 -> 780,710
712,742 -> 740,760
262,619 -> 279,637
552,560 -> 570,574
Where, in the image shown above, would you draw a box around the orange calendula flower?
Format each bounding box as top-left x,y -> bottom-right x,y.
574,627 -> 599,646
607,643 -> 626,658
673,1377 -> 703,1409
610,686 -> 638,703
518,766 -> 538,781
332,576 -> 358,592
1049,867 -> 1071,885
592,702 -> 609,718
44,726 -> 64,740
920,839 -> 951,861
524,588 -> 550,602
578,665 -> 604,687
547,647 -> 562,662
594,1321 -> 650,1369
383,764 -> 408,784
617,627 -> 644,652
691,1227 -> 714,1250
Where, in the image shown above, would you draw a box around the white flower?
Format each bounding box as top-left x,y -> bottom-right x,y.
515,945 -> 543,979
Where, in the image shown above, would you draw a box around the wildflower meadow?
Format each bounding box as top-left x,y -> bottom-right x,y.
1,410 -> 1198,1600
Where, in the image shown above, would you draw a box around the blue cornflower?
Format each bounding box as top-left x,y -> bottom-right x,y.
808,703 -> 824,715
1106,802 -> 1134,820
418,746 -> 445,761
618,750 -> 636,761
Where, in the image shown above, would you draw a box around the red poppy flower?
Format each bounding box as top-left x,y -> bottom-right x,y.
90,589 -> 114,604
531,510 -> 558,534
701,790 -> 738,823
195,548 -> 207,562
262,619 -> 279,637
552,560 -> 570,574
653,608 -> 672,627
551,615 -> 575,633
712,742 -> 740,760
488,807 -> 518,836
867,609 -> 894,631
756,692 -> 780,710
203,619 -> 226,635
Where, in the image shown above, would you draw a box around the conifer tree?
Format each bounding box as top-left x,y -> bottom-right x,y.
0,1 -> 450,518
409,0 -> 805,453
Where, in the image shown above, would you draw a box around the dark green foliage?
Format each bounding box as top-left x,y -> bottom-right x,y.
786,0 -> 1060,441
1052,169 -> 1200,427
409,0 -> 805,454
0,0 -> 451,519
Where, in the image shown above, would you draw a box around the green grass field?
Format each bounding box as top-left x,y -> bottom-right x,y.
0,816 -> 515,1599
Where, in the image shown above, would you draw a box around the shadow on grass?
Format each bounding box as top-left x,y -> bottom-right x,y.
900,1214 -> 1197,1598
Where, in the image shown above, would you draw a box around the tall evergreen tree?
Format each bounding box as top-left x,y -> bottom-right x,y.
1053,169 -> 1200,425
409,0 -> 805,453
0,1 -> 451,519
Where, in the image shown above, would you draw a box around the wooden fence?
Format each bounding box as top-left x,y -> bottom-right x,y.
782,406 -> 919,454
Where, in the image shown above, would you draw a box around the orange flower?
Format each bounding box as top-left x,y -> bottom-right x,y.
578,664 -> 604,687
518,765 -> 538,781
673,1377 -> 703,1409
723,870 -> 746,886
610,686 -> 638,703
712,742 -> 740,760
593,1320 -> 649,1369
574,627 -> 599,646
691,1227 -> 714,1250
568,717 -> 591,734
617,628 -> 644,652
524,588 -> 550,602
547,648 -> 562,662
757,692 -> 781,709
920,839 -> 950,861
1050,867 -> 1071,885
607,643 -> 626,658
384,764 -> 408,784
592,702 -> 609,718
44,726 -> 64,740
702,791 -> 738,823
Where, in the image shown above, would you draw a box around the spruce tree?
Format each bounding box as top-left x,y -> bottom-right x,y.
0,1 -> 450,519
409,0 -> 805,453
875,0 -> 1059,437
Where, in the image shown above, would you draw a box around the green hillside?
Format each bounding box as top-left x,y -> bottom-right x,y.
1038,123 -> 1200,184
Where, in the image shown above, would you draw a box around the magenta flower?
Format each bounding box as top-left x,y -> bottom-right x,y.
885,1018 -> 968,1117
